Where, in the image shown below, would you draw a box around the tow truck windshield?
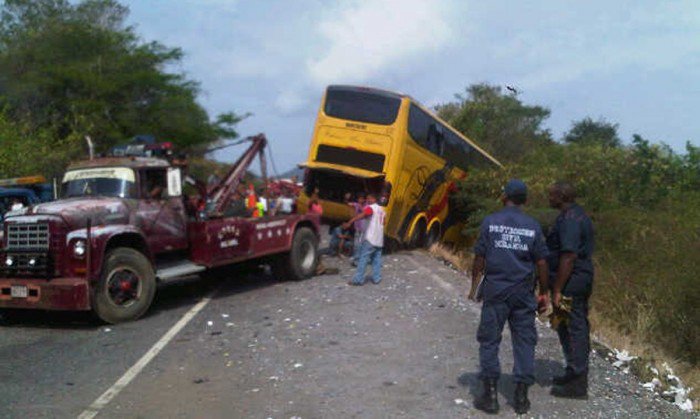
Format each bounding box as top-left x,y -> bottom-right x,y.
62,167 -> 136,198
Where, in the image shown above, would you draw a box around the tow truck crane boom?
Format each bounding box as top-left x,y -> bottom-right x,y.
207,134 -> 268,216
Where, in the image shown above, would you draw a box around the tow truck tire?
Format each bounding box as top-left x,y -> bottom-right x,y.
272,227 -> 318,281
93,248 -> 156,324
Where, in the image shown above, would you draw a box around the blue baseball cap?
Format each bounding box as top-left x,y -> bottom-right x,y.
503,179 -> 527,198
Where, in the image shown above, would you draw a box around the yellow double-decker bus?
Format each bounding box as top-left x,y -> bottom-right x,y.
298,85 -> 501,246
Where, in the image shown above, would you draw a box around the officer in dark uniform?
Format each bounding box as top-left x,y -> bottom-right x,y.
469,179 -> 549,414
546,181 -> 595,399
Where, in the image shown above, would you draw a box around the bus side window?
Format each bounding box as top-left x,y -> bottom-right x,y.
427,124 -> 445,157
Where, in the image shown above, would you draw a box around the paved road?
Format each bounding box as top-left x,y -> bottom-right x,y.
0,249 -> 693,418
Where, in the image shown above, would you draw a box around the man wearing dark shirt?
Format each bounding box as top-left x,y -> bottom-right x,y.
546,181 -> 595,399
469,179 -> 549,414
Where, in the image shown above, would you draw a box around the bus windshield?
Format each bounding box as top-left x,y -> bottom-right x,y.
62,167 -> 136,198
324,87 -> 401,125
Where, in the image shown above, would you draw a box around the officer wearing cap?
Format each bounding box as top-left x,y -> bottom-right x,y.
469,179 -> 550,415
546,181 -> 595,399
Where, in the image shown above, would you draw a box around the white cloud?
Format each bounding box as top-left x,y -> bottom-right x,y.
489,2 -> 700,89
307,0 -> 455,85
274,88 -> 311,115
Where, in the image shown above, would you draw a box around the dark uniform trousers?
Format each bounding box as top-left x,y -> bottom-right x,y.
557,264 -> 593,376
557,297 -> 590,376
477,290 -> 537,385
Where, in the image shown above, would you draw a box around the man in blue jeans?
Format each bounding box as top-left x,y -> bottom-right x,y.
342,193 -> 385,285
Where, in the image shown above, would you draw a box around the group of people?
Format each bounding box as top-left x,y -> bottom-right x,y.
268,177 -> 594,416
469,179 -> 594,415
225,184 -> 296,218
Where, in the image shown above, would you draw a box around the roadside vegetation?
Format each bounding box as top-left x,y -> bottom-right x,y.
437,84 -> 700,403
0,0 -> 243,179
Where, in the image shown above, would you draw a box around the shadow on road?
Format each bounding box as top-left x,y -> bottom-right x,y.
457,358 -> 563,408
0,264 -> 283,329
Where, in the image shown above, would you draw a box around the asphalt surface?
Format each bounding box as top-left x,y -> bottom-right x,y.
0,245 -> 695,418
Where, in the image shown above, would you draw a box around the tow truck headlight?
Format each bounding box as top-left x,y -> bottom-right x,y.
5,256 -> 14,266
73,240 -> 87,258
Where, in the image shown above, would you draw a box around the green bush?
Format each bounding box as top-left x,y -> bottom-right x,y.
456,141 -> 700,365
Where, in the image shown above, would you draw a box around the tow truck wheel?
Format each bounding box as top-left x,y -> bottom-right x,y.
272,227 -> 318,281
93,247 -> 156,324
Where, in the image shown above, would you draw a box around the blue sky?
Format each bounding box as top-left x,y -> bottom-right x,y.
122,0 -> 700,171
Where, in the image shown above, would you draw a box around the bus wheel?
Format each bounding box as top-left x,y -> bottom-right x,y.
93,248 -> 156,324
272,227 -> 319,281
426,223 -> 441,248
409,219 -> 427,249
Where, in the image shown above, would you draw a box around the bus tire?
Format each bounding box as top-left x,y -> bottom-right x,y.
426,223 -> 441,248
93,247 -> 156,324
409,218 -> 427,249
272,227 -> 318,281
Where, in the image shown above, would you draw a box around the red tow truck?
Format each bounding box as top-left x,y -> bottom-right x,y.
0,134 -> 320,323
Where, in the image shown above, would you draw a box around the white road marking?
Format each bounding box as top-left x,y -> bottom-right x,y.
77,291 -> 217,419
406,254 -> 457,293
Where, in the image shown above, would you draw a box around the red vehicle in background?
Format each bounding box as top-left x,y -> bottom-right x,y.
0,134 -> 320,323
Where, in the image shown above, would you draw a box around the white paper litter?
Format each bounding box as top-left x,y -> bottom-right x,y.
612,349 -> 636,368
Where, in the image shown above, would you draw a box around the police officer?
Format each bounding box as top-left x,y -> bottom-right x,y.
469,179 -> 549,414
546,181 -> 595,399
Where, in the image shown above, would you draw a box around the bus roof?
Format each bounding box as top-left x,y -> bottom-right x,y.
326,85 -> 503,169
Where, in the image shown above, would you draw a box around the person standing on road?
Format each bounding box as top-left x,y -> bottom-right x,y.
546,181 -> 595,399
349,192 -> 367,265
469,179 -> 549,415
343,193 -> 385,285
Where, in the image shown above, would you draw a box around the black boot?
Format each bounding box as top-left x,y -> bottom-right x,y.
552,367 -> 576,385
551,373 -> 588,399
474,378 -> 499,414
513,382 -> 531,414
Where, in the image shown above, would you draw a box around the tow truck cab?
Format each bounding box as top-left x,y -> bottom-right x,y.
0,136 -> 320,323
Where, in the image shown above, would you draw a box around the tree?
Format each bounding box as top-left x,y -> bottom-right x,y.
0,0 -> 240,157
435,84 -> 553,162
562,117 -> 621,148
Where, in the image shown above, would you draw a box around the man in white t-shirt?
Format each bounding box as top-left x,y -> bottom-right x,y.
343,193 -> 386,285
276,194 -> 295,214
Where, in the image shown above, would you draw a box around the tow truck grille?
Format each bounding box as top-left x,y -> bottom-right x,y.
2,253 -> 52,278
6,223 -> 50,250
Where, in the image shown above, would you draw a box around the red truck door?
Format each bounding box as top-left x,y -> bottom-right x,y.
137,168 -> 188,254
188,217 -> 254,266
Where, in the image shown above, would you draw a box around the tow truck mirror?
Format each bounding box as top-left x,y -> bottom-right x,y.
167,168 -> 182,197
